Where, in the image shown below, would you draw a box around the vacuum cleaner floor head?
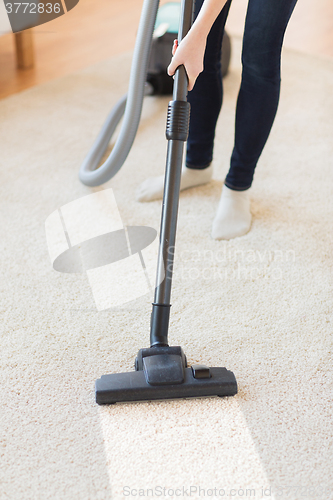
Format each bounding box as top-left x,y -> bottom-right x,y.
95,346 -> 237,404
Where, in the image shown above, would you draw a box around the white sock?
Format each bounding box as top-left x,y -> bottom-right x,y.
211,185 -> 252,240
136,165 -> 213,202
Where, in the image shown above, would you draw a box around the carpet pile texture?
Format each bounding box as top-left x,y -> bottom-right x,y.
0,38 -> 332,499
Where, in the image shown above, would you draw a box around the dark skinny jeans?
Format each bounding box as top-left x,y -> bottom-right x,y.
186,0 -> 298,190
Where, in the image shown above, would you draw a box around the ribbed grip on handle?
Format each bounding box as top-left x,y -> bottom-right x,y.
166,100 -> 191,142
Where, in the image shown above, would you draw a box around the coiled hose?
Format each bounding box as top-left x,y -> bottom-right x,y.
79,0 -> 160,186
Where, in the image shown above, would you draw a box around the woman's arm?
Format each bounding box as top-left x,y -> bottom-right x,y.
167,0 -> 229,91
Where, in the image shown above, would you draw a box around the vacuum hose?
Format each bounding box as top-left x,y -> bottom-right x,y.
79,0 -> 160,186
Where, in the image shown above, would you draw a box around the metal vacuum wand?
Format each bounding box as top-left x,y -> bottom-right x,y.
150,0 -> 193,348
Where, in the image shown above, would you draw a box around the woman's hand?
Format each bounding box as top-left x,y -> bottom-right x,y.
167,30 -> 207,91
167,0 -> 228,91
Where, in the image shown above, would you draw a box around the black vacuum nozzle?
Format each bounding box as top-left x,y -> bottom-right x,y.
95,346 -> 237,404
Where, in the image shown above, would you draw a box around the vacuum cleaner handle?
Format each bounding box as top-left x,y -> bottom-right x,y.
173,64 -> 189,100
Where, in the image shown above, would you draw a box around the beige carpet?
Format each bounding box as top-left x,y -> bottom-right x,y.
1,37 -> 332,500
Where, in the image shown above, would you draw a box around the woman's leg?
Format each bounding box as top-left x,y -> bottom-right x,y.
225,0 -> 298,190
136,0 -> 231,202
213,0 -> 298,240
186,0 -> 232,169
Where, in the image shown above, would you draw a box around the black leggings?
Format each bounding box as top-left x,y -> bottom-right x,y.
186,0 -> 298,190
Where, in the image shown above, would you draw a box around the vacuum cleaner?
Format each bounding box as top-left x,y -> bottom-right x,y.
94,0 -> 237,404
